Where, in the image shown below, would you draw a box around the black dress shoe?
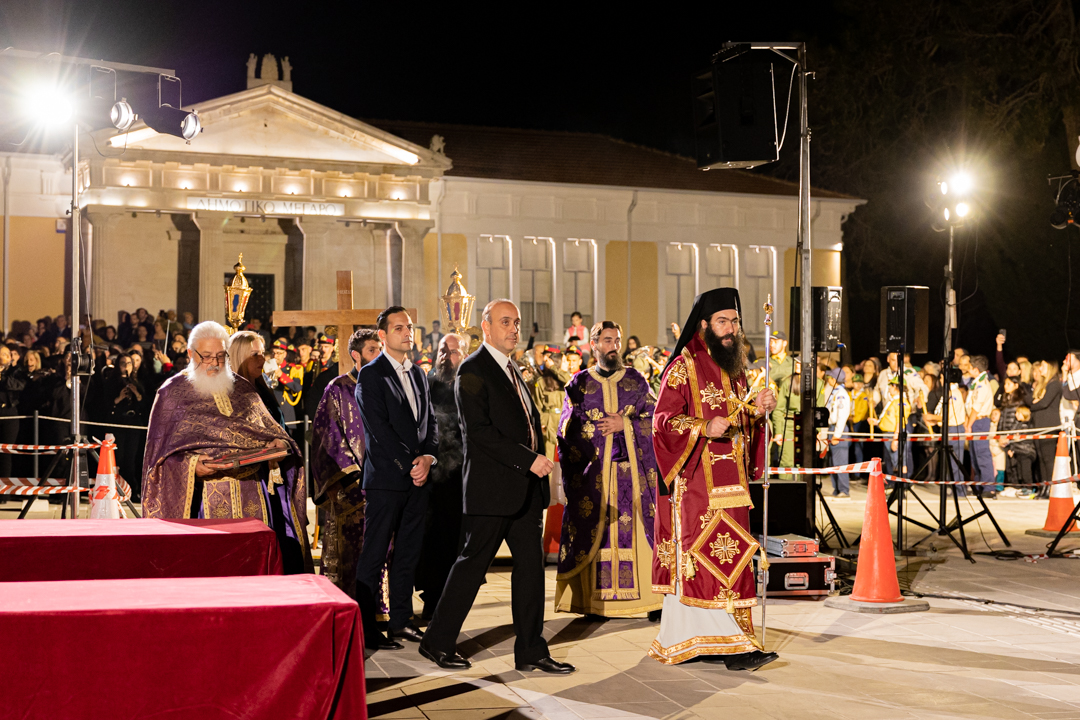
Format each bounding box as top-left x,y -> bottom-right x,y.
419,643 -> 472,670
366,633 -> 404,651
724,650 -> 778,671
515,657 -> 576,674
389,625 -> 424,643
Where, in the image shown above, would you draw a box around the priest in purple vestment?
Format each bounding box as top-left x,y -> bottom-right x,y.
311,328 -> 382,595
555,320 -> 663,617
143,321 -> 313,574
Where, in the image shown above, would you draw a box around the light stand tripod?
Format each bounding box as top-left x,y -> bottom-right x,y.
890,224 -> 1009,561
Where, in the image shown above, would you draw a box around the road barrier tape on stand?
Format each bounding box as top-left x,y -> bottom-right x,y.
0,442 -> 101,454
769,462 -> 1080,488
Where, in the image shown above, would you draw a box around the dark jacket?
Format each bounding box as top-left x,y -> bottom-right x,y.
356,352 -> 438,490
427,368 -> 463,484
1031,378 -> 1062,432
456,345 -> 548,516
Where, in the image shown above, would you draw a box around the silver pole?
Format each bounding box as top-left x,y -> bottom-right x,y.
797,43 -> 815,536
760,294 -> 774,648
33,411 -> 39,481
2,157 -> 10,336
626,190 -> 637,335
69,122 -> 80,520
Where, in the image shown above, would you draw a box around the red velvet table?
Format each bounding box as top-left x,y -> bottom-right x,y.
0,518 -> 282,581
0,575 -> 366,720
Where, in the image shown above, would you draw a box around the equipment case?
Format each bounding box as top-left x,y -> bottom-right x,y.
753,552 -> 836,597
761,533 -> 818,557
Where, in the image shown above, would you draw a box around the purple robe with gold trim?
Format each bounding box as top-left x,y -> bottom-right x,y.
311,372 -> 366,596
555,366 -> 662,617
142,372 -> 313,572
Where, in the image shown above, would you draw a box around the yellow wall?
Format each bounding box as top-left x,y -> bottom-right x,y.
0,216 -> 66,327
422,232 -> 468,328
782,248 -> 841,320
605,241 -> 658,343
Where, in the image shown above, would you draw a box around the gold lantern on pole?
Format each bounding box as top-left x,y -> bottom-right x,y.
440,267 -> 482,353
224,253 -> 253,335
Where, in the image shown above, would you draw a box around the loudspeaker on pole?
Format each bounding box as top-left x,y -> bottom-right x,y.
879,286 -> 929,354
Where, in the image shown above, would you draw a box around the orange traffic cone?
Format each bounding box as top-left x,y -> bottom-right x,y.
1027,432 -> 1079,538
850,458 -> 902,603
89,434 -> 121,519
824,457 -> 928,613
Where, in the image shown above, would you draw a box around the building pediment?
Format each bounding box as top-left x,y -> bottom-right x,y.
94,84 -> 450,175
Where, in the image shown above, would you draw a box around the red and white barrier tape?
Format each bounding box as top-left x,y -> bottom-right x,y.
835,433 -> 1063,442
0,442 -> 101,455
768,460 -> 1080,488
0,484 -> 86,495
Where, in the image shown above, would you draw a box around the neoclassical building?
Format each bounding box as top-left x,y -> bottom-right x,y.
0,56 -> 863,349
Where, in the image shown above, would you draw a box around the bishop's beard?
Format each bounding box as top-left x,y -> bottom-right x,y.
186,363 -> 236,397
434,355 -> 458,384
598,348 -> 621,372
703,324 -> 747,378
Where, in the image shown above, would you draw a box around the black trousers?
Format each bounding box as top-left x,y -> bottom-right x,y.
416,469 -> 464,613
356,484 -> 430,635
423,479 -> 549,665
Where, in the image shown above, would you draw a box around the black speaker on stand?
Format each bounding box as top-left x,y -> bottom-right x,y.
692,49 -> 779,170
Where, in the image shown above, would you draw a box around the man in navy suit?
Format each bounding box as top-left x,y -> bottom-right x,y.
355,306 -> 438,650
419,299 -> 576,675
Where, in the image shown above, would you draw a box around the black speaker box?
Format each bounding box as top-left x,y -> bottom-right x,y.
692,57 -> 779,170
879,286 -> 929,354
749,481 -> 809,538
788,286 -> 842,353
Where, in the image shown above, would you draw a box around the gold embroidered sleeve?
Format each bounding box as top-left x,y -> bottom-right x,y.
669,414 -> 707,435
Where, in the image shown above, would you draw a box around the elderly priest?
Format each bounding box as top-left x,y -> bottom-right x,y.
142,320 -> 313,574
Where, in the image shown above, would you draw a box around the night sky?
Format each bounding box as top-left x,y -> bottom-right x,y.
3,1 -> 1076,364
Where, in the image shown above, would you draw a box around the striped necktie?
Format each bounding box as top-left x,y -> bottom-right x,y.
507,360 -> 537,451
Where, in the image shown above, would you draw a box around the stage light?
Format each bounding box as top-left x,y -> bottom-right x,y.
23,87 -> 74,125
950,173 -> 973,195
955,202 -> 970,218
142,105 -> 200,141
939,181 -> 949,195
943,207 -> 951,222
1049,171 -> 1080,230
110,100 -> 135,131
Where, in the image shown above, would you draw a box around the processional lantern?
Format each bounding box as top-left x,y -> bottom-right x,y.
224,253 -> 253,335
439,267 -> 482,353
440,267 -> 475,332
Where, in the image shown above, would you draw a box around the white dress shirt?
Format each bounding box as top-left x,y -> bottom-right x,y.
384,352 -> 418,420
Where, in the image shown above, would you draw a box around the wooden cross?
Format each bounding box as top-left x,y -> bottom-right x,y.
271,270 -> 416,375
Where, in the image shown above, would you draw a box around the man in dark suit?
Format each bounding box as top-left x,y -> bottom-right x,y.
420,299 -> 576,675
355,306 -> 438,650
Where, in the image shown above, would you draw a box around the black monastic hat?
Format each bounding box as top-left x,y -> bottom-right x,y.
663,287 -> 741,375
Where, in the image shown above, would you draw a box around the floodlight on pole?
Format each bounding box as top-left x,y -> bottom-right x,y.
22,87 -> 74,125
140,74 -> 200,142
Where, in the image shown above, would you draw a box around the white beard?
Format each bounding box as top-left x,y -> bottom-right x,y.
186,364 -> 236,397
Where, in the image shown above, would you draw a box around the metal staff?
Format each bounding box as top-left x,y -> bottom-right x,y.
760,294 -> 773,648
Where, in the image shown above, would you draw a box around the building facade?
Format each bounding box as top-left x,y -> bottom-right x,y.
0,58 -> 863,351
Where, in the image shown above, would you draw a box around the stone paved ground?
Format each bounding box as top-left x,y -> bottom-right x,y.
361,482 -> 1080,720
7,482 -> 1080,719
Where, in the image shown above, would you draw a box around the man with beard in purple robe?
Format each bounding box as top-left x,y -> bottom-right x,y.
556,320 -> 663,618
143,321 -> 313,574
311,328 -> 382,594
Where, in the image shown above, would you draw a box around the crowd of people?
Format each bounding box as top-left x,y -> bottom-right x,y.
14,291 -> 1080,676
764,331 -> 1080,500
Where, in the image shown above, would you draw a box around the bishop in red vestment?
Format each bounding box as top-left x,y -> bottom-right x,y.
649,288 -> 778,671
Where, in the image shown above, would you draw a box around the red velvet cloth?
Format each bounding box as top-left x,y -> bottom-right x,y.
0,518 -> 282,581
0,575 -> 366,720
